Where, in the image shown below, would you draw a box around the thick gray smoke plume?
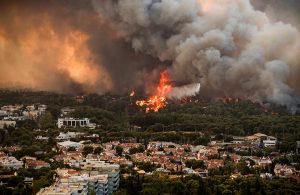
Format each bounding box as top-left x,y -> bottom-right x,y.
0,0 -> 300,109
94,0 -> 300,108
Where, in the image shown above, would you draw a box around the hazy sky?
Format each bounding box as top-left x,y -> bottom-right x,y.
0,0 -> 299,108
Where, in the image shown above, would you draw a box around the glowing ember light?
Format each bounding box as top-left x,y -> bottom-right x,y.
197,0 -> 215,13
136,70 -> 172,113
130,90 -> 135,97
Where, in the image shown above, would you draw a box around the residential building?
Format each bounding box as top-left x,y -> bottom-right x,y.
24,177 -> 34,185
246,133 -> 277,147
274,164 -> 296,177
57,141 -> 82,149
21,156 -> 37,161
147,141 -> 178,149
250,156 -> 272,167
56,132 -> 71,141
36,135 -> 49,141
67,131 -> 86,139
1,105 -> 23,114
36,184 -> 88,195
87,175 -> 109,195
57,118 -> 95,129
38,168 -> 109,195
262,136 -> 277,147
25,160 -> 50,169
12,104 -> 48,120
0,156 -> 23,169
3,116 -> 25,121
61,107 -> 75,116
0,110 -> 8,116
81,160 -> 120,195
22,110 -> 40,120
0,120 -> 16,129
37,104 -> 47,113
232,136 -> 246,144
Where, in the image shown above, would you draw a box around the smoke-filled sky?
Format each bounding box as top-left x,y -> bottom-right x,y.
0,0 -> 300,108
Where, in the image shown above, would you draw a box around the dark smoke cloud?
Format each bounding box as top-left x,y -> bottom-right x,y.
94,0 -> 300,109
0,0 -> 300,109
0,0 -> 161,94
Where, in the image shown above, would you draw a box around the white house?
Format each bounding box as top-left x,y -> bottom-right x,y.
1,157 -> 23,169
57,118 -> 95,129
246,133 -> 277,147
35,135 -> 49,141
262,136 -> 277,147
56,132 -> 71,141
57,141 -> 82,149
0,110 -> 8,116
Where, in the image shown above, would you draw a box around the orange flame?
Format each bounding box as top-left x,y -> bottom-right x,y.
136,70 -> 172,113
130,90 -> 135,97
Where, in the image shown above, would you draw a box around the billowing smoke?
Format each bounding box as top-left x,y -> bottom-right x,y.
0,0 -> 160,94
168,83 -> 201,100
0,0 -> 300,109
94,0 -> 300,108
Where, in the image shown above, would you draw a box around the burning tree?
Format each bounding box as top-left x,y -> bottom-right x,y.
136,70 -> 172,113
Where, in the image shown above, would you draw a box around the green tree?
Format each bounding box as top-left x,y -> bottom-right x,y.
137,162 -> 155,172
38,112 -> 54,128
94,147 -> 103,154
32,176 -> 51,193
185,160 -> 206,169
116,146 -> 123,156
83,146 -> 94,156
186,179 -> 199,195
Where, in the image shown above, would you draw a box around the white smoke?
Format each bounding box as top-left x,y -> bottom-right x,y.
93,0 -> 300,108
168,83 -> 200,100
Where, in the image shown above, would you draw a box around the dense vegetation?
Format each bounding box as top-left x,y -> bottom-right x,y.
115,173 -> 300,195
0,168 -> 55,194
0,91 -> 299,152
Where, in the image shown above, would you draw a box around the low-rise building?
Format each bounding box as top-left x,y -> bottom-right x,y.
21,156 -> 37,161
251,157 -> 272,167
24,177 -> 34,185
204,159 -> 224,169
21,104 -> 47,120
0,110 -> 8,116
35,135 -> 49,141
61,107 -> 75,116
56,132 -> 71,141
57,141 -> 82,150
246,133 -> 277,147
1,104 -> 23,114
57,118 -> 95,129
67,131 -> 86,139
3,116 -> 25,121
22,110 -> 39,120
0,120 -> 16,129
274,164 -> 296,177
0,156 -> 23,169
25,160 -> 50,169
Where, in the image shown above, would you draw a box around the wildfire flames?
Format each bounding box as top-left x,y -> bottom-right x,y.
130,90 -> 135,97
136,70 -> 172,113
